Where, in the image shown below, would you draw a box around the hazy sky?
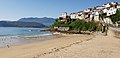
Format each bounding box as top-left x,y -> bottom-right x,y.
0,0 -> 119,21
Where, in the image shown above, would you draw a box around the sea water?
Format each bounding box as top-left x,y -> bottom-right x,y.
0,27 -> 54,47
0,27 -> 53,37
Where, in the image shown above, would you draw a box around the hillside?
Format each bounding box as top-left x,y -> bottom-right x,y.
18,17 -> 56,26
0,21 -> 47,28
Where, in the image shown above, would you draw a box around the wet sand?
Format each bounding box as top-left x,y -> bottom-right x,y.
0,34 -> 62,47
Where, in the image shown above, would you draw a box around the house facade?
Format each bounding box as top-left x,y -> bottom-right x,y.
59,2 -> 120,24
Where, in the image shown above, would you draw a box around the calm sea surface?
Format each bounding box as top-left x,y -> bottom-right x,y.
0,27 -> 53,37
0,27 -> 57,47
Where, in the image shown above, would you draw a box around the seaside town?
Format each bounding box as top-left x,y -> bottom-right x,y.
60,2 -> 120,25
1,1 -> 120,58
51,2 -> 120,34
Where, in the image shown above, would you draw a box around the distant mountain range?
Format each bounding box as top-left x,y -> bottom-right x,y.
0,21 -> 47,28
18,17 -> 56,26
0,17 -> 56,28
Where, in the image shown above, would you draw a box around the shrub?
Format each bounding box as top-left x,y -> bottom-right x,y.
109,9 -> 120,24
51,19 -> 101,32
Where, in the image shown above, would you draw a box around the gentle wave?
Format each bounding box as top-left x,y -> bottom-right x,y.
0,27 -> 52,37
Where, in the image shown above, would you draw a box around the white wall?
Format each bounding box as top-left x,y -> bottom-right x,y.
94,16 -> 99,22
117,5 -> 120,9
106,7 -> 117,16
103,8 -> 108,13
70,14 -> 76,19
103,4 -> 111,7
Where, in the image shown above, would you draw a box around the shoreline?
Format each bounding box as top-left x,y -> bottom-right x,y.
0,33 -> 93,58
0,33 -> 61,48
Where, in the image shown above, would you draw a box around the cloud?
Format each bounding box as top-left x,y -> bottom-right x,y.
0,19 -> 17,21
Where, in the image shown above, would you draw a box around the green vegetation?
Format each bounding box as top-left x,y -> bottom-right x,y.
109,9 -> 120,24
69,20 -> 101,32
100,13 -> 107,19
51,19 -> 102,32
51,19 -> 70,27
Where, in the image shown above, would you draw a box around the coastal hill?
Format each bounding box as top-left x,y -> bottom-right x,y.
18,17 -> 56,26
0,17 -> 56,28
0,21 -> 47,28
51,2 -> 120,34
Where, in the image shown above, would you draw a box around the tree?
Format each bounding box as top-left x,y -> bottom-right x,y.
109,9 -> 120,24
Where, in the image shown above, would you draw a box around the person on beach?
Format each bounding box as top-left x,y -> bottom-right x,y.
7,45 -> 10,48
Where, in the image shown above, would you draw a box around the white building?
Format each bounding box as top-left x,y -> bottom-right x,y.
78,14 -> 85,19
111,2 -> 117,6
117,4 -> 120,9
106,7 -> 117,16
103,3 -> 111,8
96,6 -> 105,10
94,15 -> 100,22
103,8 -> 108,13
84,9 -> 89,12
70,11 -> 86,20
77,11 -> 86,19
60,12 -> 68,19
94,11 -> 100,16
89,14 -> 94,21
70,13 -> 77,19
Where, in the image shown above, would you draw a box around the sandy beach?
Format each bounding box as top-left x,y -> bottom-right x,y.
0,31 -> 120,58
0,34 -> 60,47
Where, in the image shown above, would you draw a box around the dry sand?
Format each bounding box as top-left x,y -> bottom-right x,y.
0,32 -> 120,58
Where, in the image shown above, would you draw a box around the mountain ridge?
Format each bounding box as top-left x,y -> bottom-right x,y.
18,17 -> 57,26
0,17 -> 56,28
0,21 -> 47,28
